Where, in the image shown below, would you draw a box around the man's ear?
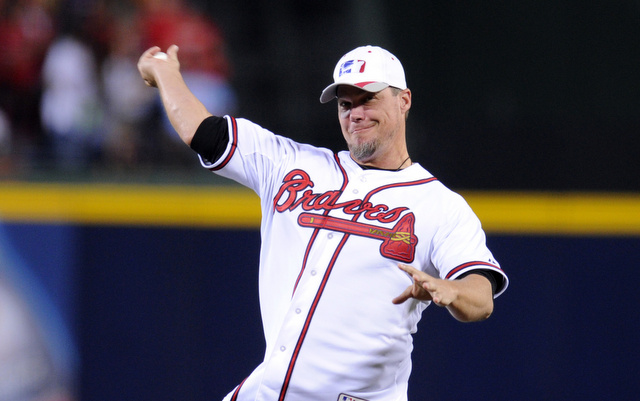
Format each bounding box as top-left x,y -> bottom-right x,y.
400,89 -> 412,113
400,89 -> 411,111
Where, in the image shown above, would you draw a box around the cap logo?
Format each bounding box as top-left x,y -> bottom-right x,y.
338,59 -> 366,77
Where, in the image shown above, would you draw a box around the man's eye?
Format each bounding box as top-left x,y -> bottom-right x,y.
339,102 -> 351,109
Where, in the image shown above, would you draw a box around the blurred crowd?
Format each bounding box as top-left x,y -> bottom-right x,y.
0,0 -> 237,176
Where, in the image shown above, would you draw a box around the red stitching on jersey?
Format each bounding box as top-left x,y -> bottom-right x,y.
230,376 -> 248,401
291,154 -> 349,297
360,177 -> 438,207
210,116 -> 238,171
291,226 -> 321,297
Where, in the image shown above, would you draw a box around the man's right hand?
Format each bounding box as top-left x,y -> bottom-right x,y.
137,45 -> 180,88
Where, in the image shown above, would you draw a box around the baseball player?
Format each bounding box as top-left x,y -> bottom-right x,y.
138,44 -> 508,401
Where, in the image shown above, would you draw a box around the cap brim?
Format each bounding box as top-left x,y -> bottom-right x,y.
319,82 -> 390,103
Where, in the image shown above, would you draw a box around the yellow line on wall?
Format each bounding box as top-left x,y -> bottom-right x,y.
0,182 -> 261,228
463,191 -> 640,235
1,183 -> 640,235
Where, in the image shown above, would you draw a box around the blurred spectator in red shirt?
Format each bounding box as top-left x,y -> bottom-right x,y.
136,0 -> 231,79
134,0 -> 237,164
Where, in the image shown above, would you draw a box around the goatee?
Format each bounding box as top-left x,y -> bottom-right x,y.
349,140 -> 378,162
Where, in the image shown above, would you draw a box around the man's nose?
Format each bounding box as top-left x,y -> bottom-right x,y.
350,104 -> 365,121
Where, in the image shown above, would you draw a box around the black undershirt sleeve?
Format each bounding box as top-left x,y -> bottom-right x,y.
189,116 -> 230,163
457,269 -> 499,295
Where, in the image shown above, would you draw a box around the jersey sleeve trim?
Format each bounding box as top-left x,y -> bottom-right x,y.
210,116 -> 238,171
446,261 -> 509,297
198,116 -> 238,171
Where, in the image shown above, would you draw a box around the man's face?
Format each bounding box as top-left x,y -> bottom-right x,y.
336,86 -> 410,165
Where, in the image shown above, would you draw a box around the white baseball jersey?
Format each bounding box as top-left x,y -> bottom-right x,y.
199,116 -> 508,401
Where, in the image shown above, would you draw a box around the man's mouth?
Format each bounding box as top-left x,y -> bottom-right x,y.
350,124 -> 375,135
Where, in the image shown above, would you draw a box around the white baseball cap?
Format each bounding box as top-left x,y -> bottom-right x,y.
320,45 -> 407,103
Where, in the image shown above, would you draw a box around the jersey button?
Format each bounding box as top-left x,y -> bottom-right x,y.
295,308 -> 302,314
280,346 -> 286,352
352,189 -> 359,194
327,233 -> 333,239
310,270 -> 317,276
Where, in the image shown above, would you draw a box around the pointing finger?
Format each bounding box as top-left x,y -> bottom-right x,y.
392,285 -> 413,305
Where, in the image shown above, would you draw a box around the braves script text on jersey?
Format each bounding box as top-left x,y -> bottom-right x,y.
199,116 -> 508,401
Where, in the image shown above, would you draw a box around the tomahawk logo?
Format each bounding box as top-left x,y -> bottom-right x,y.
338,59 -> 366,77
299,212 -> 418,263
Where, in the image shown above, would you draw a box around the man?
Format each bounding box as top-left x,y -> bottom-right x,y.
138,44 -> 508,401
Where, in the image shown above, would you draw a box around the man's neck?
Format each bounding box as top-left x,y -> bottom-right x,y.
352,154 -> 412,171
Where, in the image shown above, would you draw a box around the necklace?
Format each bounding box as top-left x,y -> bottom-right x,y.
395,156 -> 411,171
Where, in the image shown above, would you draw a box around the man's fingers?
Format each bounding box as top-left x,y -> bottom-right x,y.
394,263 -> 443,304
167,44 -> 180,59
422,282 -> 448,306
392,286 -> 413,304
398,263 -> 435,288
142,46 -> 161,59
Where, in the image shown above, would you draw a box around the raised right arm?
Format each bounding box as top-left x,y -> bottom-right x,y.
137,45 -> 212,146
